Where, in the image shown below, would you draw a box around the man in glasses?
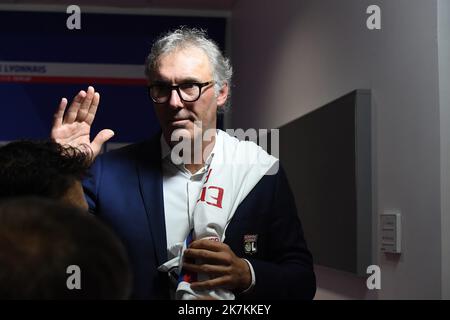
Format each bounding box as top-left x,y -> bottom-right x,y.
51,27 -> 316,300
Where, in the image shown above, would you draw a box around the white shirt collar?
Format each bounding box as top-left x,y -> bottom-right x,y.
159,130 -> 222,174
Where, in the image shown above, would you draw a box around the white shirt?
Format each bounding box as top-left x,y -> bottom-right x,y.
160,131 -> 256,293
160,133 -> 215,258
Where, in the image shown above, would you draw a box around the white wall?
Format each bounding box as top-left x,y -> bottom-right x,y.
231,0 -> 443,299
438,0 -> 450,300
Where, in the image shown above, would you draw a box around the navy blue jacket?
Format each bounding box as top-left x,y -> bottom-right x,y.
83,134 -> 316,299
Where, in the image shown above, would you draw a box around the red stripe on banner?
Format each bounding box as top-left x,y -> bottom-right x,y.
0,75 -> 147,86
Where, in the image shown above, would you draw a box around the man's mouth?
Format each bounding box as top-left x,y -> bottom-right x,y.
171,119 -> 189,125
169,117 -> 193,127
170,114 -> 195,126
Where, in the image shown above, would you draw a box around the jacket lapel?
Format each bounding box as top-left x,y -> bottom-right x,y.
136,136 -> 167,267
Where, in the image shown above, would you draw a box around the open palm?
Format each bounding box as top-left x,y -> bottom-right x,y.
51,86 -> 114,160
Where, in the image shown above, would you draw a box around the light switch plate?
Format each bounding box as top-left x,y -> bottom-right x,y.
380,210 -> 401,254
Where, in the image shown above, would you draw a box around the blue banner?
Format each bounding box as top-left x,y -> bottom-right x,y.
0,9 -> 227,145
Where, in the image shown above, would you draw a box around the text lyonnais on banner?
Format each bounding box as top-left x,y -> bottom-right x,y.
0,61 -> 146,85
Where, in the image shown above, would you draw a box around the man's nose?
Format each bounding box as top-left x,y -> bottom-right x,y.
168,88 -> 184,108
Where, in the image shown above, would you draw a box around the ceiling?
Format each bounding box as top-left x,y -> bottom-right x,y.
0,0 -> 238,10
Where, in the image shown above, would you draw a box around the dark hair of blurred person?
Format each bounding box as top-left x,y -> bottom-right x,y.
0,140 -> 91,210
0,197 -> 132,299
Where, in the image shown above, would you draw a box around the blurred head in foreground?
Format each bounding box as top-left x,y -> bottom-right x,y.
0,197 -> 132,299
0,140 -> 90,210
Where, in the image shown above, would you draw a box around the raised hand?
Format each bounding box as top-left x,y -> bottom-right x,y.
51,86 -> 114,160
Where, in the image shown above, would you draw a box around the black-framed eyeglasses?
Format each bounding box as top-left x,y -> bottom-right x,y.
147,81 -> 214,104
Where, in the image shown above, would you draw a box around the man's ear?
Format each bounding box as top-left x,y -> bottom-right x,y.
216,82 -> 229,107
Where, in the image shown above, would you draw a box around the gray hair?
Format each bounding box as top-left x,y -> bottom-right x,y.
145,27 -> 232,110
